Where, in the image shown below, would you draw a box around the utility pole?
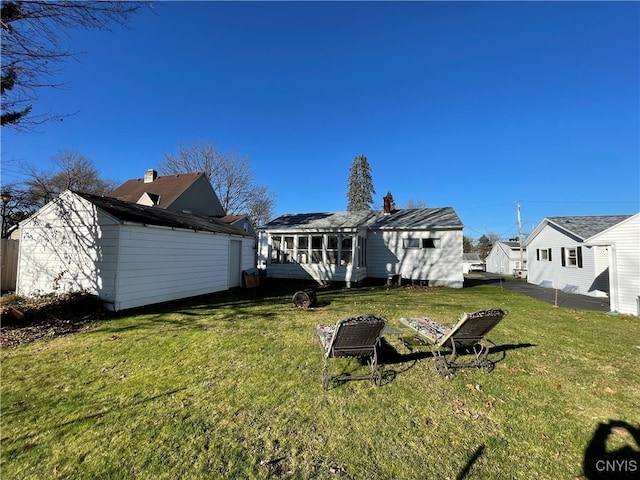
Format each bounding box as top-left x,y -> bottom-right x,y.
517,202 -> 524,273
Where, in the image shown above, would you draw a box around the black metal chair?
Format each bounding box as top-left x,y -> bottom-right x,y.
314,314 -> 387,390
400,308 -> 508,377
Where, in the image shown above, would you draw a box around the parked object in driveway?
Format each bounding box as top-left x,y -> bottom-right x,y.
469,263 -> 484,272
513,269 -> 528,279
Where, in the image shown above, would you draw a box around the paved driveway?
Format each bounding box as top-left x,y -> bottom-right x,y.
465,273 -> 611,313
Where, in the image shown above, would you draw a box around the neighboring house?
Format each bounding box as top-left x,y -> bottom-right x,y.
220,214 -> 257,237
523,215 -> 636,312
17,190 -> 255,311
258,202 -> 464,288
585,213 -> 640,316
108,169 -> 226,218
485,241 -> 526,276
462,253 -> 483,273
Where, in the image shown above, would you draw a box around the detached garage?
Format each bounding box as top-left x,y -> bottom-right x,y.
17,190 -> 255,311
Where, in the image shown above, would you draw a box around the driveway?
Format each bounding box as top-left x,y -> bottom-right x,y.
465,272 -> 611,313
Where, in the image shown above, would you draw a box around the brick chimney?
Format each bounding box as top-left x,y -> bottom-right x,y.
383,194 -> 392,215
144,169 -> 158,183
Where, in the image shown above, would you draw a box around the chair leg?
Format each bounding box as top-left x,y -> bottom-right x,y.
370,348 -> 382,386
322,358 -> 330,390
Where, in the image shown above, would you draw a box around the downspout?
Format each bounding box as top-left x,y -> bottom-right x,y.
607,243 -> 619,314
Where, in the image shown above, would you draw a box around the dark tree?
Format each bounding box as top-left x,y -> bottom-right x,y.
463,236 -> 475,253
1,1 -> 146,129
475,233 -> 500,260
346,154 -> 375,211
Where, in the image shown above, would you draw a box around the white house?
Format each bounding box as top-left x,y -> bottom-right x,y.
584,213 -> 640,316
485,241 -> 526,276
258,203 -> 464,288
523,215 -> 637,313
17,190 -> 255,311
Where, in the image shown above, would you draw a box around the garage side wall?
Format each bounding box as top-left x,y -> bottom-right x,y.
114,225 -> 231,310
17,192 -> 119,301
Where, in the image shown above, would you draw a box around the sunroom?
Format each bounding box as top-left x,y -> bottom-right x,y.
259,230 -> 368,286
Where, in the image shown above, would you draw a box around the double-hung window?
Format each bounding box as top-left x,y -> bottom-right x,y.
561,246 -> 583,268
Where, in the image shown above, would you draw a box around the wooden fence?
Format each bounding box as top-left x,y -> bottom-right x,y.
1,238 -> 19,292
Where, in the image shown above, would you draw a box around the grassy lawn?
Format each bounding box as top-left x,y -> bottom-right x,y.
2,282 -> 639,479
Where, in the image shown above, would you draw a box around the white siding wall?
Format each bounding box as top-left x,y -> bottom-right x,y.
366,229 -> 463,287
17,192 -> 119,301
486,245 -> 510,274
588,215 -> 640,315
526,224 -> 604,296
114,225 -> 231,310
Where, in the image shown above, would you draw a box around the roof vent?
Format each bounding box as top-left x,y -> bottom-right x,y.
144,169 -> 158,183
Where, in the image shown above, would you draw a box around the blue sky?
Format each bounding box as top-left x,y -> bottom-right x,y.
1,1 -> 638,239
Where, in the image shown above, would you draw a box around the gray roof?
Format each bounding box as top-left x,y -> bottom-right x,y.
547,215 -> 632,240
261,207 -> 462,231
501,241 -> 524,250
463,253 -> 481,262
74,191 -> 252,237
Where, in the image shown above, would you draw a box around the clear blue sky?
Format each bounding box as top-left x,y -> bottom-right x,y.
1,1 -> 638,239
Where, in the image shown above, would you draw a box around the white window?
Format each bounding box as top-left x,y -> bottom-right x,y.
562,246 -> 582,268
341,236 -> 353,265
326,235 -> 339,265
537,248 -> 552,261
271,236 -> 282,263
311,235 -> 323,263
403,238 -> 440,249
297,236 -> 309,264
403,238 -> 421,248
283,236 -> 294,263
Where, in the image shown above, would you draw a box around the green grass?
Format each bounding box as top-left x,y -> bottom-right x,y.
2,282 -> 639,479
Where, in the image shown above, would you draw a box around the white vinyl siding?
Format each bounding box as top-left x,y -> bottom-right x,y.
367,229 -> 463,287
115,225 -> 231,310
587,214 -> 640,315
485,243 -> 526,275
17,190 -> 256,312
526,224 -> 603,296
17,192 -> 119,301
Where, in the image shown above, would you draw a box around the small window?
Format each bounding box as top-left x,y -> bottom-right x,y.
326,235 -> 338,265
341,236 -> 353,265
537,248 -> 552,261
283,236 -> 294,263
403,238 -> 421,248
562,246 -> 583,268
311,235 -> 323,263
358,236 -> 367,266
422,238 -> 440,249
297,236 -> 309,264
271,236 -> 282,263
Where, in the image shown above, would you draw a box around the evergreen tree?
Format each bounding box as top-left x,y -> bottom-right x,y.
346,154 -> 375,211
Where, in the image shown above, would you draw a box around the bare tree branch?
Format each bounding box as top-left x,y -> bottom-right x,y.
158,142 -> 275,227
1,1 -> 149,129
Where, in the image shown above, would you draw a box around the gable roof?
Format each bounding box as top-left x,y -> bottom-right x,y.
108,172 -> 207,209
73,191 -> 251,236
524,215 -> 633,245
260,207 -> 462,232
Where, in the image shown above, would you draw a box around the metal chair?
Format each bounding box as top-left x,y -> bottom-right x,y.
400,308 -> 508,377
314,314 -> 387,390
